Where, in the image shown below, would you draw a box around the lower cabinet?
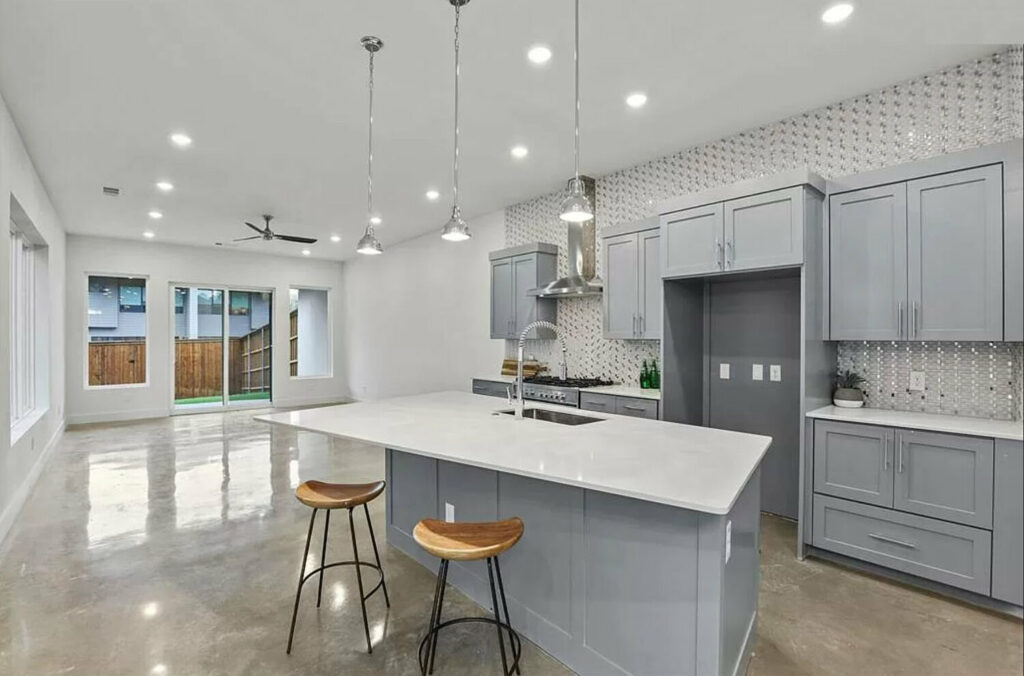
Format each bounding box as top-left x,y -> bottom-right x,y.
810,418 -> 1014,602
471,379 -> 510,398
580,392 -> 659,420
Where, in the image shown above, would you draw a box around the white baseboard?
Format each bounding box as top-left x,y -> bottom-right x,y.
66,407 -> 169,426
0,418 -> 65,553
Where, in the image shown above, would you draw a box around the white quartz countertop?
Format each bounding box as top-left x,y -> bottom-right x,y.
807,406 -> 1023,441
474,374 -> 516,383
585,385 -> 661,401
257,391 -> 770,514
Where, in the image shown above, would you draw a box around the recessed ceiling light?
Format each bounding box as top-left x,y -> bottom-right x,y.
527,45 -> 552,65
301,249 -> 311,256
330,234 -> 341,243
625,92 -> 648,109
169,132 -> 193,148
148,210 -> 163,220
425,189 -> 440,201
156,181 -> 174,192
821,3 -> 854,24
369,216 -> 382,226
510,145 -> 529,159
143,231 -> 156,239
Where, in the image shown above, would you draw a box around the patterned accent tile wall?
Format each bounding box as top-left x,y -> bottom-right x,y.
504,47 -> 1023,419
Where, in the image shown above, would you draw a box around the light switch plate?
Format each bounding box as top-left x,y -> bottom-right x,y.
445,502 -> 455,522
910,371 -> 926,391
752,364 -> 763,381
719,363 -> 730,380
770,364 -> 782,382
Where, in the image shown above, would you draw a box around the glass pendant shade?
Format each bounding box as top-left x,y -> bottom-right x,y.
440,208 -> 470,241
356,227 -> 383,255
559,177 -> 593,223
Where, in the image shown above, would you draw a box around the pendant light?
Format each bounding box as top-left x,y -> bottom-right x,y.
441,0 -> 471,242
558,0 -> 593,223
356,36 -> 384,255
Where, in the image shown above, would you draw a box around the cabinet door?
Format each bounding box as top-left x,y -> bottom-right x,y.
724,186 -> 804,271
894,429 -> 994,529
829,184 -> 908,340
813,421 -> 894,508
512,254 -> 538,336
490,258 -> 514,339
602,233 -> 640,339
660,203 -> 724,278
638,229 -> 662,339
907,165 -> 1003,341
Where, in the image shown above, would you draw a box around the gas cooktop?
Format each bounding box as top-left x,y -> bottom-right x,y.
523,376 -> 613,388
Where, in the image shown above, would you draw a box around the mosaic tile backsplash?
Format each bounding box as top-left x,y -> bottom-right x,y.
504,46 -> 1023,420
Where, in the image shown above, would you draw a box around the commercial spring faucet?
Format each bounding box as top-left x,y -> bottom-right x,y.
508,320 -> 568,419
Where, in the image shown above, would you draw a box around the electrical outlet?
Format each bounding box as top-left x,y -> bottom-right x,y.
752,364 -> 763,381
719,363 -> 730,380
909,371 -> 926,391
770,364 -> 782,382
445,502 -> 455,522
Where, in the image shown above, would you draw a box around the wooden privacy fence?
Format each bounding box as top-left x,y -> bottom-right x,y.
88,340 -> 146,386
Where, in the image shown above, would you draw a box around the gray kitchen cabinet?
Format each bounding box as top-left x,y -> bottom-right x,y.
1005,157 -> 1023,341
894,429 -> 994,529
813,494 -> 992,595
724,186 -> 805,272
579,392 -> 616,413
992,440 -> 1024,606
580,392 -> 658,419
813,421 -> 894,508
828,184 -> 908,340
602,222 -> 661,339
661,203 -> 724,277
472,379 -> 511,398
907,165 -> 1003,341
489,244 -> 557,340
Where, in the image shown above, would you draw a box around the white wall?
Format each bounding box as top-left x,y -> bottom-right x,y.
65,236 -> 347,423
340,210 -> 506,400
296,288 -> 330,377
0,89 -> 67,543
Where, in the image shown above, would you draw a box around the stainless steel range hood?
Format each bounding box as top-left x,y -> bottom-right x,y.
529,177 -> 602,298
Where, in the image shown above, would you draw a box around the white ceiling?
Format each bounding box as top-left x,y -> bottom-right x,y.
0,1 -> 1020,260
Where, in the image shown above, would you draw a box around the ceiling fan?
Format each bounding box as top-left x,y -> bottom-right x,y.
233,214 -> 317,244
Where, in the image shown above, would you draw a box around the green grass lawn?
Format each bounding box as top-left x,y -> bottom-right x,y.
174,392 -> 272,406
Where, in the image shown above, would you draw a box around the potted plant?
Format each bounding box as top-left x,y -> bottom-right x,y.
833,370 -> 867,408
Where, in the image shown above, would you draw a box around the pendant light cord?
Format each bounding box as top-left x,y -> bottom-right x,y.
451,1 -> 462,215
573,0 -> 580,181
366,48 -> 376,232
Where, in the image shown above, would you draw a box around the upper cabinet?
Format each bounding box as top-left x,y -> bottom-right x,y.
827,141 -> 1021,341
602,218 -> 661,339
659,175 -> 822,280
489,243 -> 557,340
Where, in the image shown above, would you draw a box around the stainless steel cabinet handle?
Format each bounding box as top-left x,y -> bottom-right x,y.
623,405 -> 646,411
898,301 -> 904,340
638,314 -> 644,336
726,241 -> 734,268
715,238 -> 723,269
868,533 -> 917,549
883,437 -> 891,470
897,439 -> 904,473
912,301 -> 919,339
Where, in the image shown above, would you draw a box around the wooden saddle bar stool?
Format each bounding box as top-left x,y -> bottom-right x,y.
414,516 -> 525,676
286,480 -> 390,654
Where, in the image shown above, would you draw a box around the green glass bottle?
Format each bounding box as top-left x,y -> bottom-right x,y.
640,360 -> 650,389
650,358 -> 660,389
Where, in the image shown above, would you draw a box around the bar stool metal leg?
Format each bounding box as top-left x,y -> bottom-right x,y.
348,507 -> 373,653
494,556 -> 521,675
427,560 -> 449,675
364,502 -> 390,607
422,559 -> 446,676
316,510 -> 330,608
487,558 -> 511,676
287,508 -> 318,654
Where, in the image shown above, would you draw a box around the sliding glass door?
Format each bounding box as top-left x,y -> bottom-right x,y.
172,285 -> 272,410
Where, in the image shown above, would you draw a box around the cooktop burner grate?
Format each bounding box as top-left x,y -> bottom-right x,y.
523,376 -> 614,388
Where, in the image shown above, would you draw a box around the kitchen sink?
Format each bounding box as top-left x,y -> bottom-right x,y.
496,408 -> 604,426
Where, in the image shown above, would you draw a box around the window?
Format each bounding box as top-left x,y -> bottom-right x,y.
9,223 -> 36,425
87,275 -> 148,386
289,288 -> 330,377
229,293 -> 250,316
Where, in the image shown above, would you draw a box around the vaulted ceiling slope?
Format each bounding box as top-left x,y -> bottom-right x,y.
0,0 -> 1020,259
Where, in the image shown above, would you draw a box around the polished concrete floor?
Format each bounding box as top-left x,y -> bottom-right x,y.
0,408 -> 1020,676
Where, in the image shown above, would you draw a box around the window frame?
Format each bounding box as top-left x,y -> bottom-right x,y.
9,223 -> 37,428
84,272 -> 151,390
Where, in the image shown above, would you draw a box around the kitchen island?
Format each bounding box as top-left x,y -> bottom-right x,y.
257,391 -> 771,676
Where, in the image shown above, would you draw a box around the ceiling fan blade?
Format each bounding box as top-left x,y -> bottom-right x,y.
273,234 -> 318,244
233,235 -> 262,242
245,221 -> 265,234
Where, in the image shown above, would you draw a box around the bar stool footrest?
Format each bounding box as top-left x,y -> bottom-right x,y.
418,616 -> 522,676
299,561 -> 387,603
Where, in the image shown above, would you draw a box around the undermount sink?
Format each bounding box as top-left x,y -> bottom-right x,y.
496,408 -> 604,426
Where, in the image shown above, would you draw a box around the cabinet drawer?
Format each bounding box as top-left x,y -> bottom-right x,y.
579,392 -> 616,413
471,379 -> 509,398
894,430 -> 994,529
615,397 -> 659,420
813,495 -> 992,595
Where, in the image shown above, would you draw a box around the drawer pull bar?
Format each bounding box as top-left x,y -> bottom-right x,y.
623,406 -> 646,412
868,532 -> 917,549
